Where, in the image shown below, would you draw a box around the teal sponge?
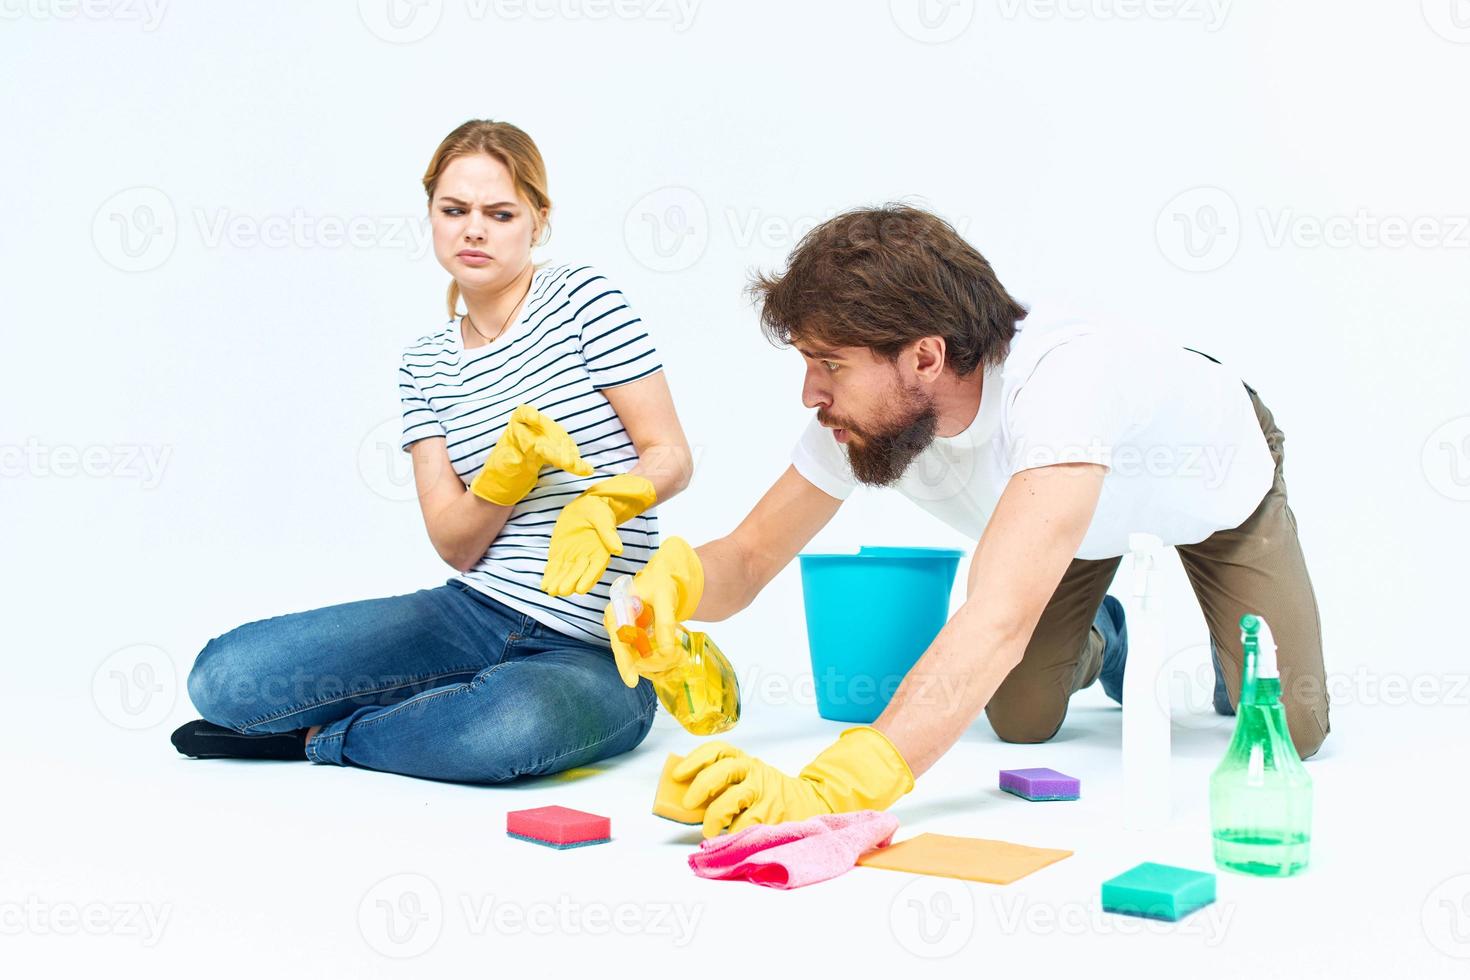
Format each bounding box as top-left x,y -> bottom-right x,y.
1101,862 -> 1216,921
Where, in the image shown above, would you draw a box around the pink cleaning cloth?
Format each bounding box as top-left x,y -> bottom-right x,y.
687,810 -> 900,890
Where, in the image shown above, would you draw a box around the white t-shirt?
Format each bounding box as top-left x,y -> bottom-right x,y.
790,309 -> 1275,560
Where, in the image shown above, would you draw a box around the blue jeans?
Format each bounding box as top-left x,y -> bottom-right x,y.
186,580 -> 658,783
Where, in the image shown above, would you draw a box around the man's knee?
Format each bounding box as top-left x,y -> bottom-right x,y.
985,698 -> 1066,744
1288,704 -> 1329,760
1281,674 -> 1330,760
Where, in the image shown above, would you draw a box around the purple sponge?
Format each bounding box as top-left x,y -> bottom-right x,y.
999,767 -> 1080,801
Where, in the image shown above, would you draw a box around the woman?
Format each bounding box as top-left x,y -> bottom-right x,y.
170,119 -> 694,782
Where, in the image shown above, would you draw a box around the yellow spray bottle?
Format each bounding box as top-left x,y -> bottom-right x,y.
609,574 -> 740,736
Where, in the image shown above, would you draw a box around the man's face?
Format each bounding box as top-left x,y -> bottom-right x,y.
797,343 -> 938,486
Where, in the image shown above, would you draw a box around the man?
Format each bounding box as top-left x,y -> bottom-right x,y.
596,205 -> 1329,838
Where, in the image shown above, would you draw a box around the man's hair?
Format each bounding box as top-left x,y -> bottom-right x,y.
748,204 -> 1026,376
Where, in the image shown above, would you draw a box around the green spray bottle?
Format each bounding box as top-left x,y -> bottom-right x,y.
1208,614 -> 1313,876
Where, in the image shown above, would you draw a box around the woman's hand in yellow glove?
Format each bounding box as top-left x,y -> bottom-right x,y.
468,405 -> 593,506
541,474 -> 657,597
673,726 -> 916,839
601,536 -> 704,687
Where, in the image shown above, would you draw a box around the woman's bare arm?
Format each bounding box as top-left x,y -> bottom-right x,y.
601,371 -> 694,503
408,437 -> 513,573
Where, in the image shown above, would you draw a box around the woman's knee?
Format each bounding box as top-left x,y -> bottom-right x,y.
187,633 -> 238,727
447,670 -> 655,782
186,624 -> 303,730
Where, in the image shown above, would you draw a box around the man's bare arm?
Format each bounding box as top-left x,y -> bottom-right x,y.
690,465 -> 843,622
871,462 -> 1107,778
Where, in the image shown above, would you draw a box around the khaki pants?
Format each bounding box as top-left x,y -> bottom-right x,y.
983,385 -> 1331,759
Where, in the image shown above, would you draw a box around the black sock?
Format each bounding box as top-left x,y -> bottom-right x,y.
171,719 -> 309,761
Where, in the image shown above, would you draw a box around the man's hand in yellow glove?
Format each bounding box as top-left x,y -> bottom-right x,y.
601,536 -> 704,687
541,474 -> 657,597
673,726 -> 916,839
468,405 -> 594,506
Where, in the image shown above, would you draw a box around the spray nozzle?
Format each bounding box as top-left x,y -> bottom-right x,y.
1128,532 -> 1163,599
610,575 -> 653,657
1240,613 -> 1278,680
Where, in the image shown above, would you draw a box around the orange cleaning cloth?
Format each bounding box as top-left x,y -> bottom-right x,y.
856,832 -> 1072,884
652,752 -> 705,825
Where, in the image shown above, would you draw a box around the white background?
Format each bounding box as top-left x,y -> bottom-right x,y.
3,1 -> 1468,976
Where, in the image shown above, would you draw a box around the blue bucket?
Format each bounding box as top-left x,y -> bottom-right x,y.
797,546 -> 963,723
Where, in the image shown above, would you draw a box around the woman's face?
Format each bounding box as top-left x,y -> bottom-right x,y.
430,153 -> 544,295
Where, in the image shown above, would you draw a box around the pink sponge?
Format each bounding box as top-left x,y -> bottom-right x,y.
506,805 -> 611,849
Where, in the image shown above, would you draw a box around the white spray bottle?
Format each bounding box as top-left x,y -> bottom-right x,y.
1122,532 -> 1171,829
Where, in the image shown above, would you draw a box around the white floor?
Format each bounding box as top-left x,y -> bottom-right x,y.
6,672 -> 1466,979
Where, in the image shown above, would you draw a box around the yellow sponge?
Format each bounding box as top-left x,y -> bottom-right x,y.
651,752 -> 705,825
857,833 -> 1072,884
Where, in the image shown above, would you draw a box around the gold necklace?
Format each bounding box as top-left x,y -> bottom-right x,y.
465,269 -> 535,346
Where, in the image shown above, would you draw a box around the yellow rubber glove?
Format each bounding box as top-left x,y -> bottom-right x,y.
674,726 -> 916,839
601,536 -> 704,687
468,405 -> 593,506
541,474 -> 657,597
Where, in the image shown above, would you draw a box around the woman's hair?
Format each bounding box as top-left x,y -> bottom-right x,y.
749,204 -> 1026,377
422,119 -> 552,320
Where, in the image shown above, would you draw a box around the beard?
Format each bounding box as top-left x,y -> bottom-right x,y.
822,381 -> 939,487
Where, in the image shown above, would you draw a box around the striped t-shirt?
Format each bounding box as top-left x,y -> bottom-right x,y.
398,262 -> 663,643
